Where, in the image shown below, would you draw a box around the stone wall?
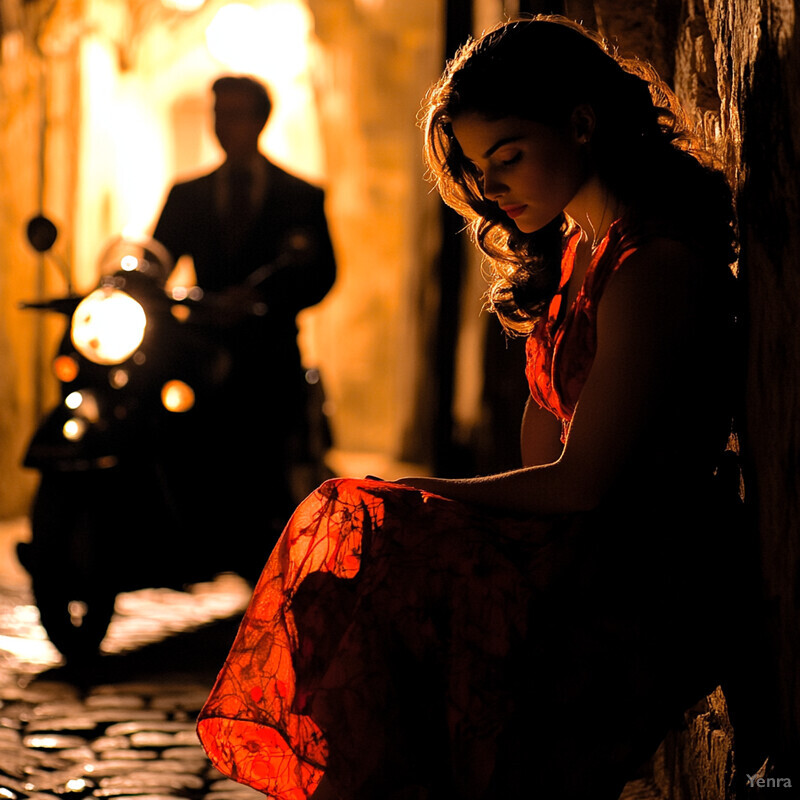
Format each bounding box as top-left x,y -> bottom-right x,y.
0,0 -> 82,519
306,0 -> 443,466
671,0 -> 799,785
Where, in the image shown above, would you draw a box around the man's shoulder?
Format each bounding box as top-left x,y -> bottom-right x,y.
265,159 -> 324,199
168,169 -> 218,195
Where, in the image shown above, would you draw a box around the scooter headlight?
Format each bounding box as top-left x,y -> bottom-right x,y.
71,288 -> 147,365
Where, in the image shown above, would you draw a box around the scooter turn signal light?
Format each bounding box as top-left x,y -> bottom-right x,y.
161,380 -> 195,413
53,355 -> 79,383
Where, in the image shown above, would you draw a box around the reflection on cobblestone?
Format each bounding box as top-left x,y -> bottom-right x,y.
104,578 -> 251,656
0,523 -> 260,800
0,678 -> 265,800
0,576 -> 251,678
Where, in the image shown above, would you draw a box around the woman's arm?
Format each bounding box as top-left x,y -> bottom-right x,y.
520,397 -> 564,467
399,238 -> 703,514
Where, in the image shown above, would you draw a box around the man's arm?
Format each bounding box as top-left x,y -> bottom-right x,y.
256,185 -> 337,316
152,183 -> 193,268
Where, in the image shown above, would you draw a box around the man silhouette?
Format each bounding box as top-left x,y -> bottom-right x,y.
153,75 -> 336,576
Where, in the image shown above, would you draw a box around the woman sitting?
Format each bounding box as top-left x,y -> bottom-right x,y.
198,15 -> 740,800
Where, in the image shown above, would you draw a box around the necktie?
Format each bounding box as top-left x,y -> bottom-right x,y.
225,167 -> 254,256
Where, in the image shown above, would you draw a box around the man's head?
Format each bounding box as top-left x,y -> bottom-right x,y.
212,75 -> 273,164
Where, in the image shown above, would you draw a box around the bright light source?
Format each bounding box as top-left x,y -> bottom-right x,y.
161,0 -> 205,10
25,736 -> 62,749
161,379 -> 196,412
64,390 -> 99,421
62,418 -> 87,441
71,288 -> 147,365
259,1 -> 314,78
205,1 -> 312,79
65,391 -> 84,410
110,368 -> 130,388
205,4 -> 260,72
53,354 -> 80,383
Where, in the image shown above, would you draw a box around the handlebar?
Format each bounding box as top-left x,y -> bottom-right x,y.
19,297 -> 83,315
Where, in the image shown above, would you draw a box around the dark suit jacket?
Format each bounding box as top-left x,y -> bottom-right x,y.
153,159 -> 336,438
154,156 -> 336,314
153,156 -> 337,413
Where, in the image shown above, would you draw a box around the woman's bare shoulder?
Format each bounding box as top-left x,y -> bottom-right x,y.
604,233 -> 711,318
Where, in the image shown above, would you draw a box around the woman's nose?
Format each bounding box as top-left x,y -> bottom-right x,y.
482,170 -> 506,201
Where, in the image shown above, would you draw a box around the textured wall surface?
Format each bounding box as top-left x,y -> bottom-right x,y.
0,1 -> 80,519
698,0 -> 799,784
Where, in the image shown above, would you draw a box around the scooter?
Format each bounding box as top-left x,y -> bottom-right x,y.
17,217 -> 331,667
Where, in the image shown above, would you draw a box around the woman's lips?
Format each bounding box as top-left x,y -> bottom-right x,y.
501,204 -> 527,219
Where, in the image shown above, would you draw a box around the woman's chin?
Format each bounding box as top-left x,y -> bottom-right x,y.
513,211 -> 562,235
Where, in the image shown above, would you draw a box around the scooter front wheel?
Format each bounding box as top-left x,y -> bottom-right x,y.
20,472 -> 120,666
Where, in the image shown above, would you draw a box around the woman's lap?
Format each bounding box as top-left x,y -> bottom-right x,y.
198,477 -> 717,799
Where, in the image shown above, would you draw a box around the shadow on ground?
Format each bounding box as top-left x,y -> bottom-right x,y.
34,611 -> 245,690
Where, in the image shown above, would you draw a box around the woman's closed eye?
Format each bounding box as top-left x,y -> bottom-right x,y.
466,150 -> 520,179
497,151 -> 522,168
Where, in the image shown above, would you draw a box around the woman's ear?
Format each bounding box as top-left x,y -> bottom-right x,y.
571,104 -> 596,144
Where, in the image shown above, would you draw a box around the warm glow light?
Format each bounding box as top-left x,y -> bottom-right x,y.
71,288 -> 147,365
205,1 -> 312,78
258,2 -> 313,78
110,368 -> 130,388
205,4 -> 260,71
64,391 -> 99,422
161,0 -> 206,10
53,354 -> 80,383
161,380 -> 195,412
65,391 -> 83,410
62,418 -> 87,441
26,736 -> 62,749
120,255 -> 139,271
171,304 -> 192,322
68,600 -> 88,626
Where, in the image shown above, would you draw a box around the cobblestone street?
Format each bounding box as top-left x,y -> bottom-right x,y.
0,518 -> 263,800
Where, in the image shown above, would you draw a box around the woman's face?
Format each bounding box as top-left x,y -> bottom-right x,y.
451,112 -> 588,233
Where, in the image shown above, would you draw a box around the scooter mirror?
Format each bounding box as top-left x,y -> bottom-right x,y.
26,215 -> 58,253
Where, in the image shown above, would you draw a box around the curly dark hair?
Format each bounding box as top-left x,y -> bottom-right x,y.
421,15 -> 737,335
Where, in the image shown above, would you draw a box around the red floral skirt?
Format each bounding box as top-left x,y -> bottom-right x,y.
197,477 -> 722,799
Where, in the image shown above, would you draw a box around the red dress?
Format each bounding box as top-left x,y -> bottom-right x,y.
197,219 -> 730,799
